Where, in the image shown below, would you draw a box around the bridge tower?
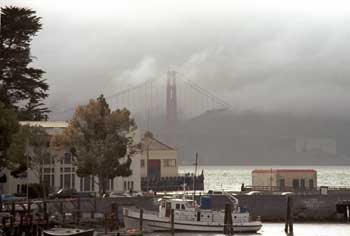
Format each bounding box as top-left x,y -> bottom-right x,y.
166,70 -> 177,146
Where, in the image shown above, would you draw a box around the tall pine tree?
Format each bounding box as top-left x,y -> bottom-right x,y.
0,6 -> 49,121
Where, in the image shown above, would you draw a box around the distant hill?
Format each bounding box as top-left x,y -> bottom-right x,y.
158,110 -> 350,165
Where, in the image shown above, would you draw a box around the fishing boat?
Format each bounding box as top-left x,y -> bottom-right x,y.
43,228 -> 94,236
123,193 -> 262,232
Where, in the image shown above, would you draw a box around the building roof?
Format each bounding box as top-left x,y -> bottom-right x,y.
142,136 -> 175,151
19,121 -> 68,128
252,169 -> 317,174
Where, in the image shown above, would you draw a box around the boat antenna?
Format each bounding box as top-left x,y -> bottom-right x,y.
193,152 -> 198,201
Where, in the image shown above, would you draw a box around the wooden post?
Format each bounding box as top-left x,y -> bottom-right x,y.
77,197 -> 81,223
10,201 -> 15,228
139,208 -> 143,232
43,201 -> 48,223
91,197 -> 97,219
223,204 -> 233,235
104,210 -> 108,234
170,209 -> 175,234
114,203 -> 120,229
27,200 -> 31,215
284,195 -> 294,234
60,201 -> 65,223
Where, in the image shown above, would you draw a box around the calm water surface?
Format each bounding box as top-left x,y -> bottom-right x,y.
179,165 -> 350,191
146,223 -> 350,236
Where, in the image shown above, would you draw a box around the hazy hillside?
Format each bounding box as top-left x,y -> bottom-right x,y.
171,110 -> 350,165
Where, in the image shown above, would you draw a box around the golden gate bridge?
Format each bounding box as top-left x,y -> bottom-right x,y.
56,71 -> 233,146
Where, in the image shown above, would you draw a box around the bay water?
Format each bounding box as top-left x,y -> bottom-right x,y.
179,165 -> 350,191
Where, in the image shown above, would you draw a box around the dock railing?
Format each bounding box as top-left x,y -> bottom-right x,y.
244,185 -> 350,193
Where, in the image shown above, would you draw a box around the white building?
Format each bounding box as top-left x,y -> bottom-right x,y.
252,169 -> 317,192
0,121 -> 140,195
140,133 -> 178,178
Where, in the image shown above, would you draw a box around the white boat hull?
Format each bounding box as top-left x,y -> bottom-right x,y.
123,213 -> 262,233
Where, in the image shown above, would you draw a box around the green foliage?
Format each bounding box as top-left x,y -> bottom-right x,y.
0,6 -> 49,121
7,125 -> 50,176
0,102 -> 19,170
63,94 -> 137,193
7,125 -> 50,197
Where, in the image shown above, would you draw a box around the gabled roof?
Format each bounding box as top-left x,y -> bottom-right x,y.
142,136 -> 175,151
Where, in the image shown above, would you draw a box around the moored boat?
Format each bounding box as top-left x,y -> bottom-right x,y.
123,194 -> 262,233
43,228 -> 94,236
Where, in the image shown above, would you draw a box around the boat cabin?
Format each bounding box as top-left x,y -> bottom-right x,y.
159,198 -> 196,217
158,196 -> 249,224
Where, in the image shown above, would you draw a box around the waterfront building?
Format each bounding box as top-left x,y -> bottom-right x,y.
0,121 -> 141,195
251,169 -> 317,192
140,132 -> 178,178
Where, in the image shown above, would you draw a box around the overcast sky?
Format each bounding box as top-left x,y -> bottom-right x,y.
4,0 -> 350,119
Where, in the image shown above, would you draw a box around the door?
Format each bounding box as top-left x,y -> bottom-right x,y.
279,179 -> 285,191
292,179 -> 299,191
148,160 -> 161,178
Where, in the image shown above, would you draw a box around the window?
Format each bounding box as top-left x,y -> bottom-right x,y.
84,176 -> 91,191
64,174 -> 71,189
107,179 -> 114,191
91,177 -> 95,191
64,168 -> 71,172
43,175 -> 50,187
130,181 -> 134,191
300,179 -> 305,190
60,175 -> 63,188
176,204 -> 180,210
80,178 -> 83,191
163,159 -> 176,167
72,174 -> 75,189
279,179 -> 285,191
43,168 -> 51,173
110,178 -> 114,191
51,174 -> 55,187
181,204 -> 185,210
64,153 -> 72,164
309,179 -> 314,190
124,181 -> 127,191
141,159 -> 145,168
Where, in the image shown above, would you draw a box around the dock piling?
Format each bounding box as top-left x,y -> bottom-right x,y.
223,204 -> 233,235
170,209 -> 175,234
284,195 -> 294,234
139,208 -> 143,232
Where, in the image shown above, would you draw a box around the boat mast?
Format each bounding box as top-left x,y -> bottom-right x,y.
193,152 -> 198,200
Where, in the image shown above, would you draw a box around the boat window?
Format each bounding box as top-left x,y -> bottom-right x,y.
181,204 -> 185,210
176,204 -> 180,210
